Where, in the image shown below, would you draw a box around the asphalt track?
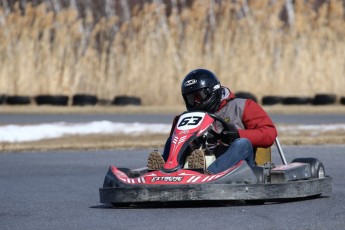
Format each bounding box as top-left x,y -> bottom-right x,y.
1,145 -> 345,230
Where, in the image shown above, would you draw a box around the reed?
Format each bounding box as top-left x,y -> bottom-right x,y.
0,0 -> 344,105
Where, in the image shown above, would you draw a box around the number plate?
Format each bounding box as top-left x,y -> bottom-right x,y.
176,112 -> 206,131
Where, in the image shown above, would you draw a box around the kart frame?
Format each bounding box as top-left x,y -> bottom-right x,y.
100,177 -> 332,204
99,138 -> 333,205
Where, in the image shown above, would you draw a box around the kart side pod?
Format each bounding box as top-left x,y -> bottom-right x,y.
270,163 -> 311,183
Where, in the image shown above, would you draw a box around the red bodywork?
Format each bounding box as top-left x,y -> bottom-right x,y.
108,112 -> 244,185
164,112 -> 214,170
110,161 -> 243,185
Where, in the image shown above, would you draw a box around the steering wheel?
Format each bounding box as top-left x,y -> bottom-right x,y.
208,113 -> 232,132
207,113 -> 239,144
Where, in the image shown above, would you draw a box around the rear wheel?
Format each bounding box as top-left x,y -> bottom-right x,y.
291,158 -> 325,178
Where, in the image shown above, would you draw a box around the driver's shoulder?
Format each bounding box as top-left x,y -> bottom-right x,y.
221,98 -> 247,111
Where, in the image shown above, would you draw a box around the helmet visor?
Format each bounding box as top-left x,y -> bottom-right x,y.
184,89 -> 211,108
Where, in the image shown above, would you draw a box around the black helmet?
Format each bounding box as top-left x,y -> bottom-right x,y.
181,69 -> 222,113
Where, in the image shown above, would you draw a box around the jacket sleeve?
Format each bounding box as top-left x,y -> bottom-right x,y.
237,100 -> 277,148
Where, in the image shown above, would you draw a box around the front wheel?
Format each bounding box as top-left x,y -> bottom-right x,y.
291,158 -> 325,178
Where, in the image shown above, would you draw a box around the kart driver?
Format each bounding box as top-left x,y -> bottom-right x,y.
147,68 -> 277,174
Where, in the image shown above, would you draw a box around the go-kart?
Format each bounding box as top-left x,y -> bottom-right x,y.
99,111 -> 332,206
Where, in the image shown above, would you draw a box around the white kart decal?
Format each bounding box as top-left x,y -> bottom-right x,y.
177,112 -> 206,131
178,172 -> 196,176
187,176 -> 201,183
145,173 -> 158,177
171,135 -> 187,158
151,176 -> 183,182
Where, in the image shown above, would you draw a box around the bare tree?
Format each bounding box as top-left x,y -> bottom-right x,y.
50,0 -> 62,12
120,0 -> 131,21
209,0 -> 217,30
104,0 -> 114,18
285,0 -> 295,27
19,0 -> 26,11
1,0 -> 10,15
70,0 -> 77,9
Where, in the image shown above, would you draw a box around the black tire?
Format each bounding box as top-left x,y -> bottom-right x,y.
6,96 -> 31,105
262,96 -> 283,105
112,96 -> 141,106
72,94 -> 98,106
235,91 -> 258,103
291,158 -> 325,179
35,95 -> 69,106
282,96 -> 312,105
340,97 -> 345,105
312,94 -> 337,105
0,95 -> 6,104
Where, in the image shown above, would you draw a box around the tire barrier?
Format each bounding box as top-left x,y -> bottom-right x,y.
72,94 -> 98,106
0,95 -> 6,104
235,91 -> 258,103
282,96 -> 313,105
35,95 -> 69,106
112,96 -> 141,106
1,94 -> 345,106
6,96 -> 31,105
262,96 -> 284,105
341,97 -> 345,105
312,94 -> 337,105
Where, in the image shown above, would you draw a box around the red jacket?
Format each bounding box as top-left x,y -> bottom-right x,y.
217,88 -> 277,148
170,87 -> 277,148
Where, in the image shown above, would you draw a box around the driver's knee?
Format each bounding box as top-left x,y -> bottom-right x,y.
231,138 -> 254,166
231,138 -> 252,150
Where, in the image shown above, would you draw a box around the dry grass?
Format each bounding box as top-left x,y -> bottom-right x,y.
0,1 -> 344,105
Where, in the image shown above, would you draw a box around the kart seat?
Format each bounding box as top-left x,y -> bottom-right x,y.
255,147 -> 271,166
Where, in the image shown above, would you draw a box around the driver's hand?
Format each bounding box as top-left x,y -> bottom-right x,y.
206,130 -> 219,145
219,124 -> 239,144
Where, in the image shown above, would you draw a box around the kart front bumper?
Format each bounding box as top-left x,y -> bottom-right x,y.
99,176 -> 332,204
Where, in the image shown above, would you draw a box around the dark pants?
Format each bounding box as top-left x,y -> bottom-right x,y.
207,138 -> 254,174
